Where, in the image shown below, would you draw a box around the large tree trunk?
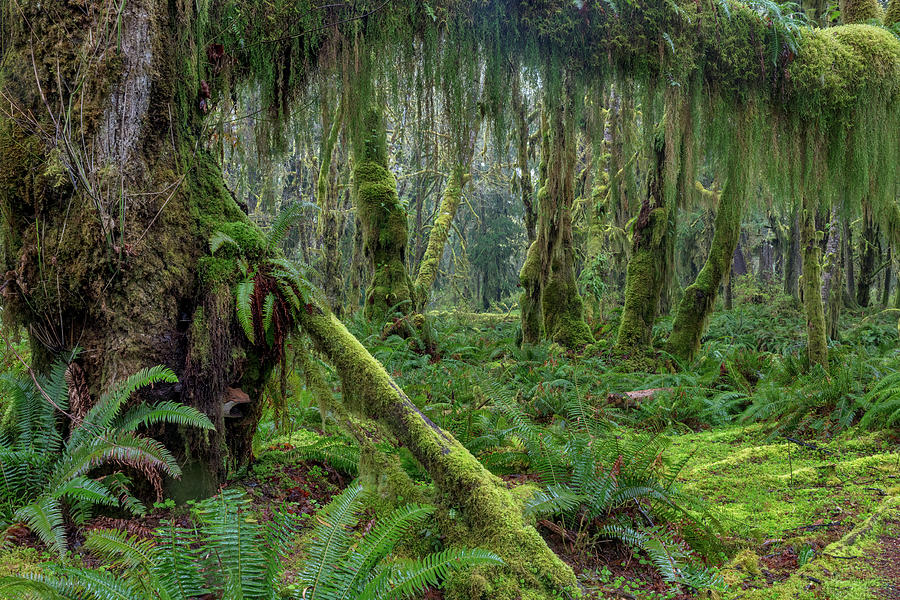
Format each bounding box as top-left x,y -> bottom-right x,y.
0,0 -> 272,494
538,79 -> 594,348
614,128 -> 669,356
666,162 -> 745,363
800,196 -> 829,368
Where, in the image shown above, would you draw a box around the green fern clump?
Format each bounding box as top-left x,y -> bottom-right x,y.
496,395 -> 724,592
0,488 -> 299,600
0,356 -> 213,556
288,483 -> 503,600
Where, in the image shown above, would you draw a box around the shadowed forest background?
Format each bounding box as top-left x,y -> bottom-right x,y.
0,0 -> 898,599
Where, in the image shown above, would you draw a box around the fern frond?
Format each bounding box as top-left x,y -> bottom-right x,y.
359,548 -> 503,600
235,276 -> 256,343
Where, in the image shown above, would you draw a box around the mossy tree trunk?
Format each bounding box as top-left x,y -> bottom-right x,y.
856,210 -> 878,308
666,157 -> 746,363
351,104 -> 415,320
512,68 -> 537,244
296,299 -> 578,600
614,126 -> 669,356
882,244 -> 892,306
784,203 -> 801,299
538,79 -> 594,348
0,0 -> 272,494
413,164 -> 469,310
317,88 -> 345,316
821,211 -> 843,340
413,97 -> 481,310
800,196 -> 829,368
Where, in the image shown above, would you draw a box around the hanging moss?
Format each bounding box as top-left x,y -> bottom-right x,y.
666,121 -> 748,363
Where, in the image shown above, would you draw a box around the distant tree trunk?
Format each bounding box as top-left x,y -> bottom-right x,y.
351,105 -> 415,319
0,0 -> 274,494
844,219 -> 857,305
317,93 -> 345,316
856,215 -> 878,308
666,158 -> 745,363
784,204 -> 801,298
414,163 -> 470,310
821,212 -> 843,341
800,196 -> 828,367
732,235 -> 749,277
512,68 -> 537,245
881,243 -> 892,306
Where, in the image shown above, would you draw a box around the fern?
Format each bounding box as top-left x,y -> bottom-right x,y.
0,357 -> 212,556
290,483 -> 503,600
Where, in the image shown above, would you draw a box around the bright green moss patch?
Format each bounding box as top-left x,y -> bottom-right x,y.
665,426 -> 899,599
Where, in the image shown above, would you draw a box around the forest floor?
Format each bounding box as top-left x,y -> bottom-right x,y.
2,298 -> 899,599
4,421 -> 894,599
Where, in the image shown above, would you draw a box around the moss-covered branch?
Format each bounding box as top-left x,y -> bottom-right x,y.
296,300 -> 579,600
414,164 -> 469,310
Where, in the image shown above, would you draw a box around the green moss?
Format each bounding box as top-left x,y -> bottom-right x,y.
887,0 -> 900,25
297,303 -> 579,599
667,142 -> 747,363
799,199 -> 828,368
615,206 -> 669,355
414,165 -> 467,309
840,0 -> 884,24
352,106 -> 415,320
519,241 -> 544,345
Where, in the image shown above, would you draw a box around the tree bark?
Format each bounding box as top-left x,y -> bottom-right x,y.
666,161 -> 745,363
800,196 -> 828,368
0,0 -> 272,493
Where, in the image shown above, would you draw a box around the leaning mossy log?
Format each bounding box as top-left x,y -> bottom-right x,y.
414,164 -> 469,311
666,150 -> 746,363
296,300 -> 579,600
